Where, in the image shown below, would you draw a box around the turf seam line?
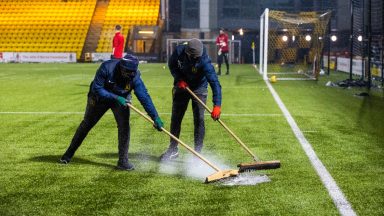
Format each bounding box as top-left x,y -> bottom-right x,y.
264,79 -> 356,216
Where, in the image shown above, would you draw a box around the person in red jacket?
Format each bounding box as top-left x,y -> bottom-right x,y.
216,28 -> 230,75
112,25 -> 125,59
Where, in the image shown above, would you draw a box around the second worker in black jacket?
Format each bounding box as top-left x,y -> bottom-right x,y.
160,38 -> 222,161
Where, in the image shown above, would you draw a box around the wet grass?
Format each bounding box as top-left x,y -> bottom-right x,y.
0,63 -> 383,215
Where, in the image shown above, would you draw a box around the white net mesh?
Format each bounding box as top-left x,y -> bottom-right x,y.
260,9 -> 331,80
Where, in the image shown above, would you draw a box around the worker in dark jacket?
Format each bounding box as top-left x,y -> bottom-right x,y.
160,38 -> 222,161
60,54 -> 164,170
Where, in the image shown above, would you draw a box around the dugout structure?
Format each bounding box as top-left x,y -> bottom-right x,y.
259,9 -> 331,80
166,39 -> 241,64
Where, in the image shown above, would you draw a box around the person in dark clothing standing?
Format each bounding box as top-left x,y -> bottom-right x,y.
112,25 -> 124,59
60,54 -> 164,170
216,28 -> 230,75
160,38 -> 222,161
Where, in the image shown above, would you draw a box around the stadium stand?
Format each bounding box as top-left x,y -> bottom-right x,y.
0,0 -> 96,59
0,0 -> 160,60
95,0 -> 160,53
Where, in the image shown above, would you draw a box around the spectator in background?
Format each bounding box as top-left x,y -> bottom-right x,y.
216,28 -> 230,75
112,25 -> 124,59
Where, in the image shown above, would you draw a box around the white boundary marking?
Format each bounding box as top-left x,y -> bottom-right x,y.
264,79 -> 356,216
0,111 -> 281,117
277,78 -> 316,81
148,85 -> 268,89
269,72 -> 299,74
0,112 -> 84,115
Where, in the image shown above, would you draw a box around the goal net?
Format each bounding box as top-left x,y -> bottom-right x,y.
259,9 -> 331,80
166,39 -> 241,64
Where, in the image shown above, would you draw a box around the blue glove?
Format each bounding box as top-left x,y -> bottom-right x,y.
153,117 -> 164,131
116,96 -> 128,107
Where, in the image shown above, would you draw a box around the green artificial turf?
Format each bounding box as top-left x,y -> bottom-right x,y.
0,63 -> 383,215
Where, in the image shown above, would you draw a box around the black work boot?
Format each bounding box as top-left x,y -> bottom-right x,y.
59,151 -> 74,164
59,157 -> 70,164
116,160 -> 135,171
159,148 -> 179,162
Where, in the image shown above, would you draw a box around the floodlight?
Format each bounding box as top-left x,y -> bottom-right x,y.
138,30 -> 154,34
357,35 -> 363,42
239,28 -> 244,36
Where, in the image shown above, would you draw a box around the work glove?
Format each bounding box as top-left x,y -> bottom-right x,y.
176,80 -> 188,89
116,96 -> 128,107
211,105 -> 221,121
153,117 -> 164,131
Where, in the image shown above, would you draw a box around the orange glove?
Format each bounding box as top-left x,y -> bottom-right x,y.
176,80 -> 188,89
211,105 -> 221,120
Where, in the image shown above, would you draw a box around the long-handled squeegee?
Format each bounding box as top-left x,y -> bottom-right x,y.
185,87 -> 280,172
127,103 -> 239,183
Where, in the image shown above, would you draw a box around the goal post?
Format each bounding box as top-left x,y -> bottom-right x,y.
259,9 -> 331,80
166,39 -> 241,64
259,8 -> 269,80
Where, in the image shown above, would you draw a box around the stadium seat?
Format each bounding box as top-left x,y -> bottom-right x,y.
0,0 -> 159,58
96,0 -> 160,52
0,0 -> 96,59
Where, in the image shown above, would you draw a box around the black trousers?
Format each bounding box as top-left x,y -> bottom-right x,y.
62,95 -> 131,164
168,87 -> 207,153
218,51 -> 229,74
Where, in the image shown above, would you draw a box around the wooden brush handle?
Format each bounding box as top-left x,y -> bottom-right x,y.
127,103 -> 221,172
185,87 -> 259,161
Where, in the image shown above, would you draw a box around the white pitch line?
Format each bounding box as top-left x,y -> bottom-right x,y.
0,111 -> 281,117
148,85 -> 267,89
264,79 -> 356,216
210,113 -> 281,117
0,111 -> 84,115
